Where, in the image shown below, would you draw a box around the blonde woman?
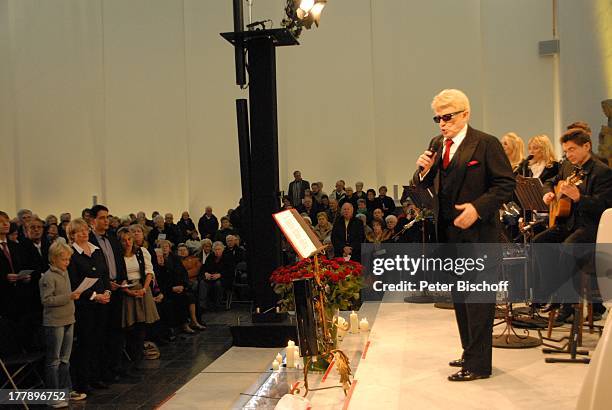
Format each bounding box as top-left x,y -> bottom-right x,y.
526,134 -> 559,181
501,132 -> 525,173
66,218 -> 110,395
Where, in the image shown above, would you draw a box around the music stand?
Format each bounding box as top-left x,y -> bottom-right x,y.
401,186 -> 440,304
515,176 -> 547,213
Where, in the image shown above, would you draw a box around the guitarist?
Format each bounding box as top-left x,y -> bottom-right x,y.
534,128 -> 612,321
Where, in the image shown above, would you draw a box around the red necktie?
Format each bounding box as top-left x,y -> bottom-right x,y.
443,138 -> 454,169
1,242 -> 14,273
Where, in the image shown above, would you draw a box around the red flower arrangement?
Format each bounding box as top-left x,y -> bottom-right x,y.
270,256 -> 364,312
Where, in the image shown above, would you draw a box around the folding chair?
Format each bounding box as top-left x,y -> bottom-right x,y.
0,316 -> 45,399
226,262 -> 252,310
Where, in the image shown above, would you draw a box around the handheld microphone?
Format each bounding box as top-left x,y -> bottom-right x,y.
419,138 -> 443,172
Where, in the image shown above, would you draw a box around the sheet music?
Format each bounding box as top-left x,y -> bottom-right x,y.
273,210 -> 318,259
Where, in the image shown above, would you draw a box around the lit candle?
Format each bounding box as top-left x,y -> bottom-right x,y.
256,307 -> 261,314
272,360 -> 280,370
276,353 -> 283,364
276,306 -> 280,313
350,311 -> 359,334
359,317 -> 369,331
286,341 -> 295,368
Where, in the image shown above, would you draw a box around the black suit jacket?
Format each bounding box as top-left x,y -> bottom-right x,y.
0,240 -> 37,317
413,126 -> 515,242
89,231 -> 127,283
331,217 -> 365,262
288,180 -> 311,206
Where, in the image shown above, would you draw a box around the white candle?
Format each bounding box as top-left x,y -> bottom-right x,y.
256,307 -> 261,313
272,360 -> 280,370
294,350 -> 300,368
360,317 -> 369,331
286,340 -> 295,368
276,353 -> 283,364
350,311 -> 359,334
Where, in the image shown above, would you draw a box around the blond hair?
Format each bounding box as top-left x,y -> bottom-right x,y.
66,218 -> 89,243
431,89 -> 471,113
528,134 -> 556,166
48,241 -> 73,265
502,132 -> 525,169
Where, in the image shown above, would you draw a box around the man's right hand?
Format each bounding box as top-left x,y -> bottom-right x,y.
416,151 -> 437,177
543,192 -> 555,205
6,273 -> 18,283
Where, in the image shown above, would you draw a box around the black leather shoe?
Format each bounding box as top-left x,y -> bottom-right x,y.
449,359 -> 464,368
448,370 -> 490,382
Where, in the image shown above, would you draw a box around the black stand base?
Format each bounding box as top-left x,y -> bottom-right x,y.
231,320 -> 297,347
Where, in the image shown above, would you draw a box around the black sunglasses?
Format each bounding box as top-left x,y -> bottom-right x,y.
433,110 -> 464,123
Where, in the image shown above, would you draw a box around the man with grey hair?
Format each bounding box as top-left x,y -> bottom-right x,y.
16,208 -> 33,241
414,88 -> 514,381
287,170 -> 310,207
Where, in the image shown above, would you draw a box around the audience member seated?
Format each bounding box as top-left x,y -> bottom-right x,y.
355,213 -> 372,237
356,199 -> 369,219
353,181 -> 367,203
199,241 -> 233,310
313,212 -> 333,242
198,206 -> 219,240
331,203 -> 365,262
148,215 -> 178,250
297,196 -> 319,225
377,186 -> 396,216
366,219 -> 391,243
326,199 -> 340,225
154,239 -> 203,334
385,215 -> 399,235
365,189 -> 381,213
214,216 -> 236,244
329,180 -> 347,202
177,211 -> 197,243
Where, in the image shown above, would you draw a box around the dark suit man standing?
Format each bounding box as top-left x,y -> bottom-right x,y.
89,205 -> 128,384
414,89 -> 515,381
287,170 -> 310,207
331,203 -> 365,263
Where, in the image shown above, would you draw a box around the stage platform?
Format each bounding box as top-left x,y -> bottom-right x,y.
161,298 -> 603,409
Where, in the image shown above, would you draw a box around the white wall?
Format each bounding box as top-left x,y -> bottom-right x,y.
0,0 -> 609,219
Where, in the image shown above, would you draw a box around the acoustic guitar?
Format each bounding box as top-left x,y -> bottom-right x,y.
548,169 -> 584,227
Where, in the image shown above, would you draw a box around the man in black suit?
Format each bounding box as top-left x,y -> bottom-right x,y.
331,203 -> 365,263
414,89 -> 515,381
287,170 -> 310,207
534,128 -> 612,320
20,216 -> 49,333
89,204 -> 129,385
198,206 -> 219,240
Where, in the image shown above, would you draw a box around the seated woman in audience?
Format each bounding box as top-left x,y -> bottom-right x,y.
326,199 -> 340,224
177,244 -> 204,315
501,132 -> 525,174
214,217 -> 236,244
200,238 -> 213,265
523,134 -> 559,181
116,228 -> 160,367
66,218 -> 111,395
365,189 -> 381,213
40,241 -> 87,407
385,215 -> 399,235
281,195 -> 292,210
148,215 -> 177,249
155,239 -> 205,333
199,241 -> 233,310
313,212 -> 333,242
366,219 -> 391,244
177,211 -> 197,243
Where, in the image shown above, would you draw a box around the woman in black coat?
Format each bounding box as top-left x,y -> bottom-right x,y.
66,219 -> 111,395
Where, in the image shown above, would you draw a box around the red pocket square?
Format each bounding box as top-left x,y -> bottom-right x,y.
467,160 -> 479,167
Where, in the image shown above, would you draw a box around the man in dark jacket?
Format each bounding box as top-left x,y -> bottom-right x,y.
414,89 -> 515,381
287,170 -> 310,207
198,206 -> 219,240
331,203 -> 365,262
